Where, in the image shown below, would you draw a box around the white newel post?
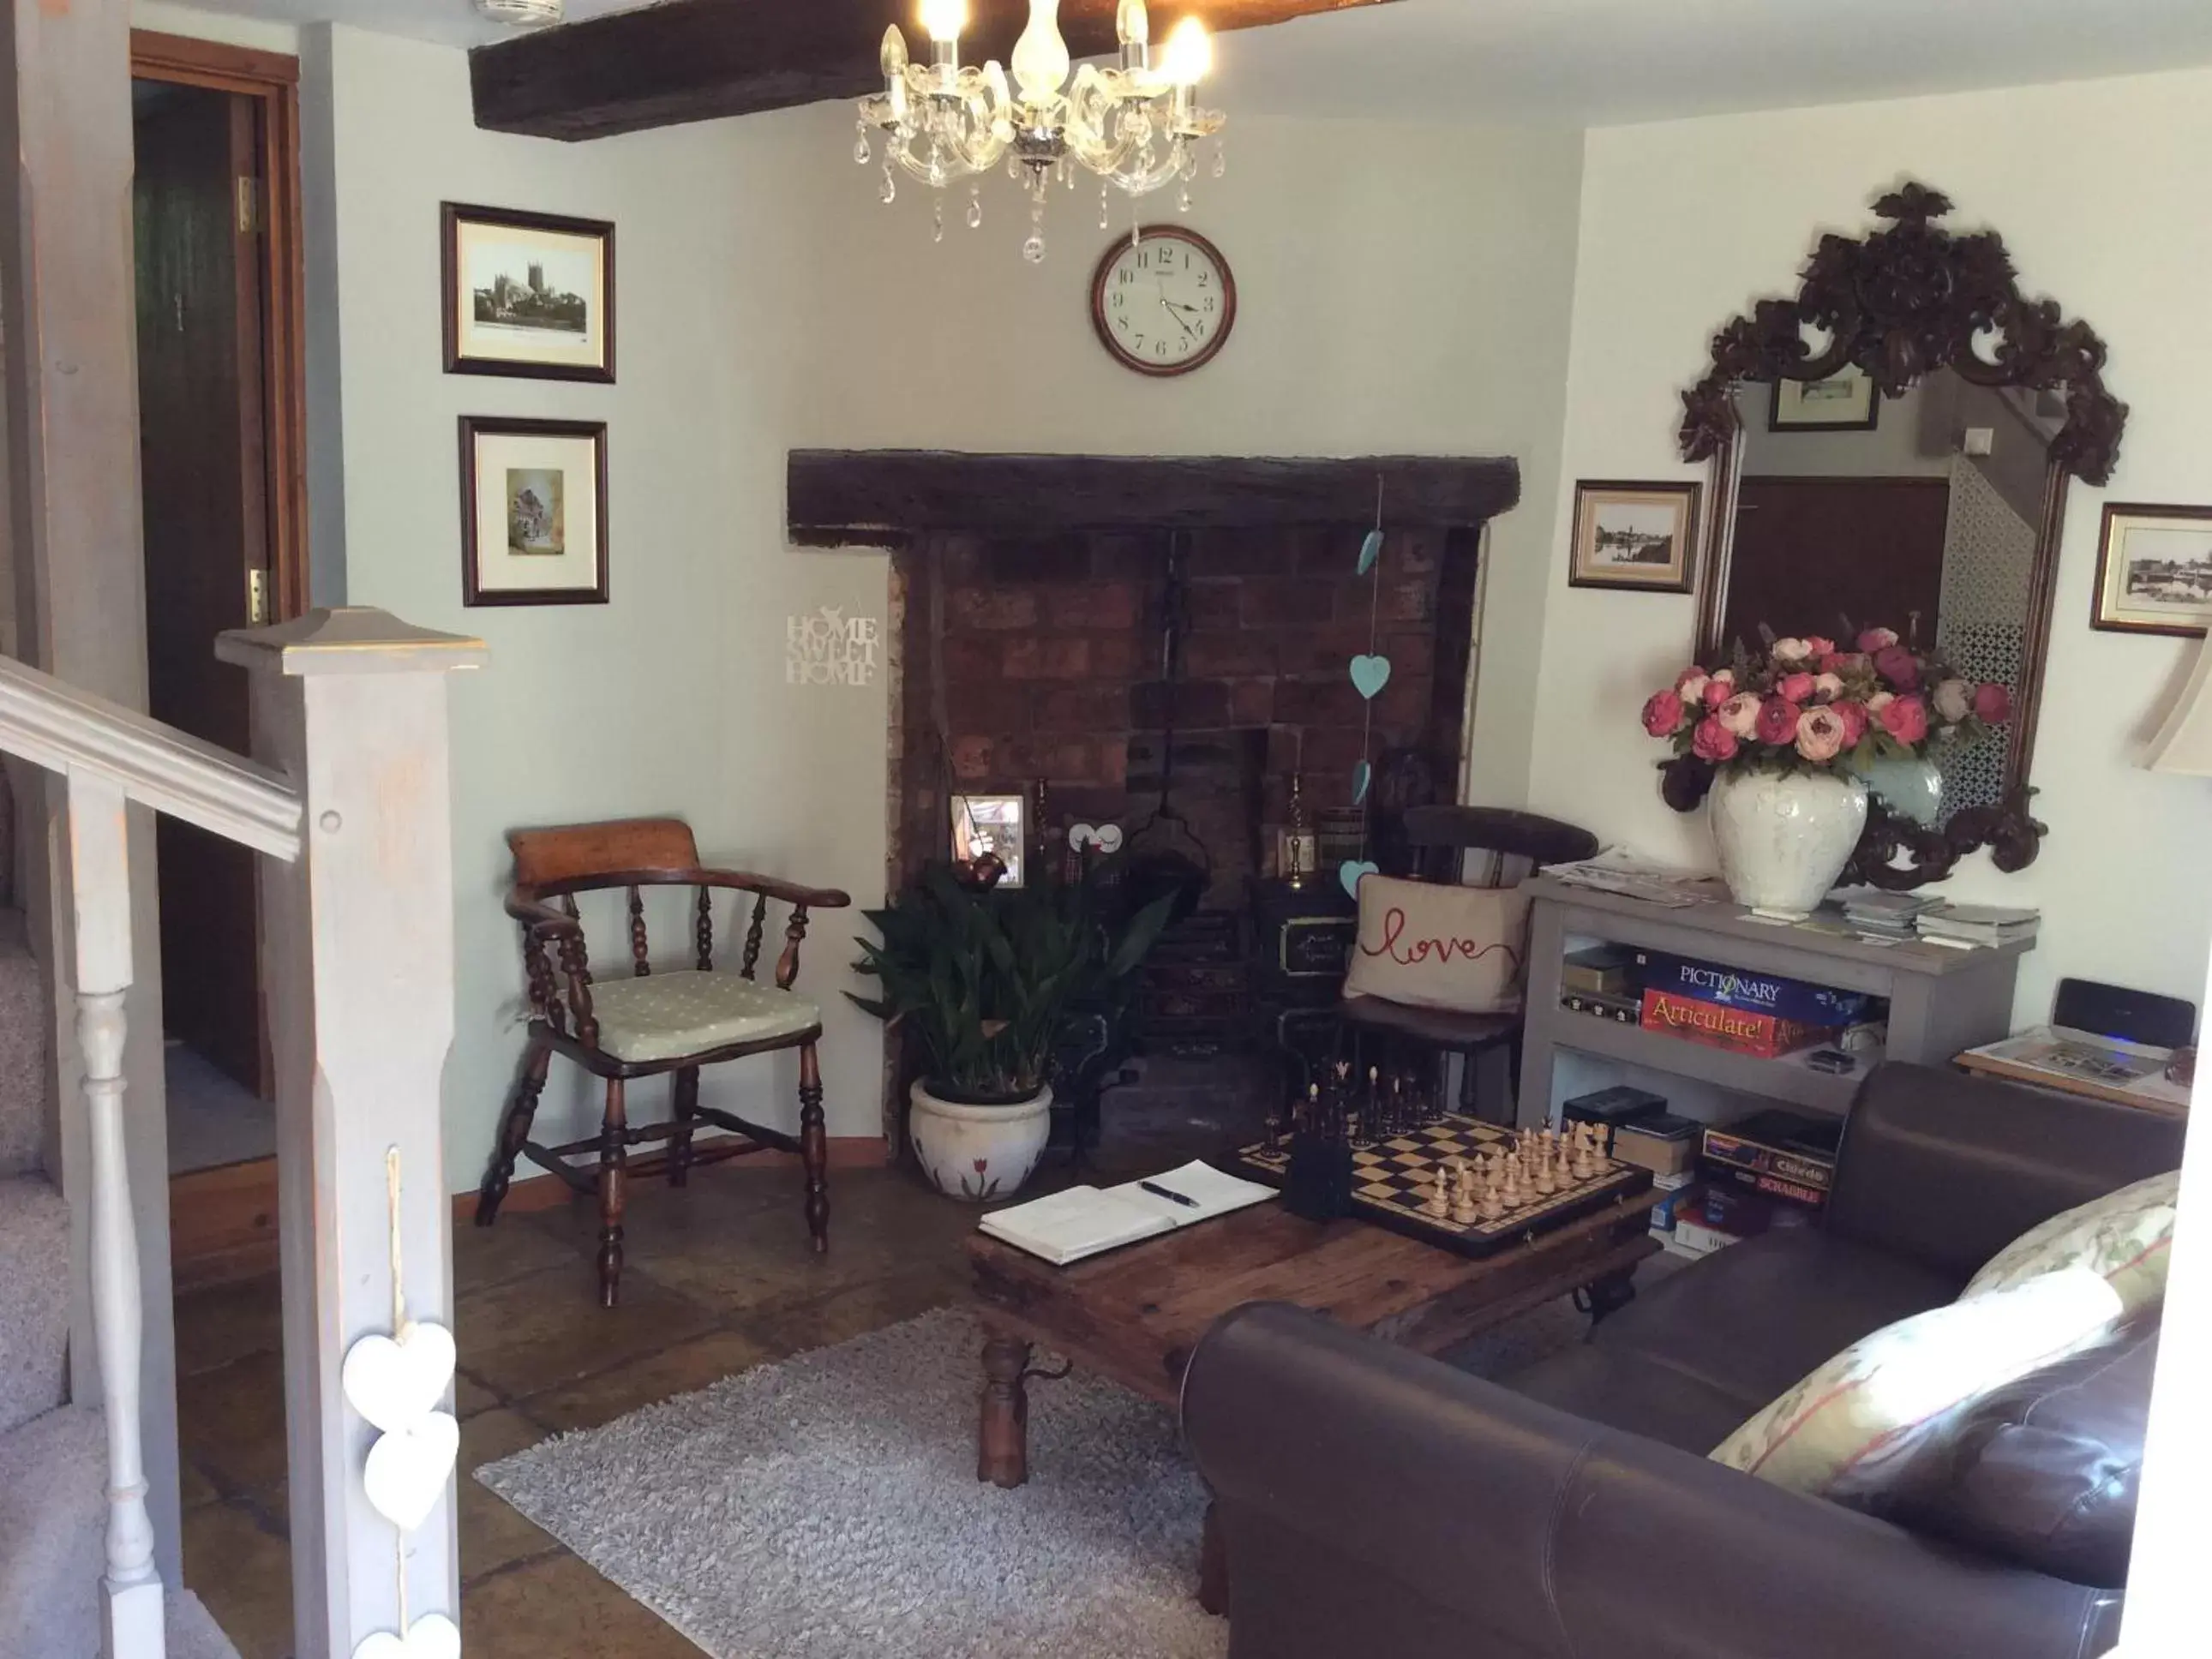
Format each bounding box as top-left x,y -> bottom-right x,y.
218,609 -> 486,1659
65,771 -> 165,1657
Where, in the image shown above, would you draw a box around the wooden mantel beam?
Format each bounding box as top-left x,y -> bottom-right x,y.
471,0 -> 1400,141
787,450 -> 1521,546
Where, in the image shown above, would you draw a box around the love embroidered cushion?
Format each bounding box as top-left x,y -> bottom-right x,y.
1960,1170 -> 2181,1319
1709,1266 -> 2124,1501
1340,873 -> 1532,1015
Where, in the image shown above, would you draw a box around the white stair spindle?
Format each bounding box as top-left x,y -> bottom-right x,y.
67,771 -> 165,1657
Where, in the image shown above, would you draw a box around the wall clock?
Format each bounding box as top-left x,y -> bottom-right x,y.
1090,226 -> 1236,376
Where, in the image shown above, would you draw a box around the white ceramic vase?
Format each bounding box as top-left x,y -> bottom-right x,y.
1706,768 -> 1869,921
908,1081 -> 1053,1203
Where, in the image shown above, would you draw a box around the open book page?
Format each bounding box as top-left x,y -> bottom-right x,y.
975,1186 -> 1173,1267
1106,1160 -> 1279,1224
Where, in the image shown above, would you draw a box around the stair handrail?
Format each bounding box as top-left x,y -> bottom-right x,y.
0,653 -> 302,861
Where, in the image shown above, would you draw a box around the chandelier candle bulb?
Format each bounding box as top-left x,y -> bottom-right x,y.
1011,0 -> 1072,104
920,0 -> 965,49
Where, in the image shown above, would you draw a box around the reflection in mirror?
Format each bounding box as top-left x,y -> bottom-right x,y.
1717,367 -> 2065,830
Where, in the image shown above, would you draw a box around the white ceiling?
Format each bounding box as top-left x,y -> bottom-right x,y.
192,0 -> 2212,124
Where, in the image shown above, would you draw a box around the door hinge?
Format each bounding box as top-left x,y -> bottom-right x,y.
247,568 -> 270,627
236,176 -> 261,236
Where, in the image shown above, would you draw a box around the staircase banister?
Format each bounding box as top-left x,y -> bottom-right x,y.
0,652 -> 302,861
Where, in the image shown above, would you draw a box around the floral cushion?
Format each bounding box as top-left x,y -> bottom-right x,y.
588,970 -> 820,1063
1709,1266 -> 2123,1500
1960,1170 -> 2181,1318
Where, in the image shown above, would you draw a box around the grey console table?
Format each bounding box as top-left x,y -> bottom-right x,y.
1515,873 -> 2030,1129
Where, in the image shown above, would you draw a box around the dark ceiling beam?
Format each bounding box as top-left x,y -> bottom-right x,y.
786,451 -> 1522,547
471,0 -> 1400,141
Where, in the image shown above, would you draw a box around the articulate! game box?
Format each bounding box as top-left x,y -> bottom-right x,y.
1640,988 -> 1835,1059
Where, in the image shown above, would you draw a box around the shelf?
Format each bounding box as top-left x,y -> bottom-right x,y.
1549,1013 -> 1867,1117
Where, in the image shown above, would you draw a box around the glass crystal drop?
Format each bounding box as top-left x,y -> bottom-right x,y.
854,129 -> 872,165
967,189 -> 983,229
932,197 -> 944,242
879,164 -> 896,205
1022,231 -> 1046,263
1212,142 -> 1226,178
1178,184 -> 1191,213
1099,185 -> 1110,231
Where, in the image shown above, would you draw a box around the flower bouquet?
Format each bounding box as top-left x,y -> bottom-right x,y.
1640,629 -> 2011,919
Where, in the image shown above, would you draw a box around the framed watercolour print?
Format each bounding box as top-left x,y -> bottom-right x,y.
1769,365 -> 1879,432
2093,503 -> 2212,637
1568,480 -> 1701,593
460,417 -> 609,608
442,202 -> 614,382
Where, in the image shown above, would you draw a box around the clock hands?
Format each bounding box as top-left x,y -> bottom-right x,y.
1156,281 -> 1199,344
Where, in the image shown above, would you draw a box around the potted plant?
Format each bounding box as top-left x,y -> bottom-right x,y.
1643,628 -> 2011,919
851,864 -> 1174,1201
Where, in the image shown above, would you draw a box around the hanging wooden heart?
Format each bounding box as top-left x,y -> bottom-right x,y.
354,1614 -> 462,1659
1349,655 -> 1392,700
1339,860 -> 1379,901
1358,529 -> 1383,575
363,1410 -> 459,1533
342,1321 -> 456,1436
1351,760 -> 1371,806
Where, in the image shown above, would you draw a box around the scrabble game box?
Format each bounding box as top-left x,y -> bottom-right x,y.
1640,988 -> 1836,1059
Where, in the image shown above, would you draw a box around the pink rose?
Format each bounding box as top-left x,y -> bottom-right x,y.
1804,636 -> 1837,659
1755,697 -> 1801,746
1691,716 -> 1739,764
1879,694 -> 1930,746
1932,679 -> 1973,723
1675,667 -> 1711,692
1641,689 -> 1687,737
1866,690 -> 1896,714
1973,683 -> 2011,724
1813,672 -> 1845,700
1833,700 -> 1870,746
1857,627 -> 1900,652
1771,637 -> 1813,663
1717,692 -> 1764,738
1777,672 -> 1817,704
1702,680 -> 1731,710
1873,644 -> 1921,691
1795,704 -> 1849,764
1676,672 -> 1710,707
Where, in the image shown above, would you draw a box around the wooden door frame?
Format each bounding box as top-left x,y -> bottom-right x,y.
129,28 -> 309,620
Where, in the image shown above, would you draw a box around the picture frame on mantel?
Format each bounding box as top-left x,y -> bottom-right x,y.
2093,503 -> 2212,638
459,416 -> 609,608
1568,480 -> 1701,593
442,201 -> 615,382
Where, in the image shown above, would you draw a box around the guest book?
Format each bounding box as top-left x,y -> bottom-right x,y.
977,1160 -> 1277,1267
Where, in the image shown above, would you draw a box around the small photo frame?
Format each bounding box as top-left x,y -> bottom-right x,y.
1568,480 -> 1701,593
442,202 -> 615,382
2093,503 -> 2212,638
1769,365 -> 1879,432
460,416 -> 609,608
952,794 -> 1026,888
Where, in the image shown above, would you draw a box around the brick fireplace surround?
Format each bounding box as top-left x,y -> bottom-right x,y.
787,452 -> 1524,900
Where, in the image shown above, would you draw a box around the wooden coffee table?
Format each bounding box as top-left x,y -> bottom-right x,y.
966,1189 -> 1660,1609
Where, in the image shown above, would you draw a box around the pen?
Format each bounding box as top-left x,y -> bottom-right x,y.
1140,1180 -> 1198,1209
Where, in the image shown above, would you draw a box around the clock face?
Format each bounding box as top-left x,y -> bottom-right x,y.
1090,227 -> 1236,376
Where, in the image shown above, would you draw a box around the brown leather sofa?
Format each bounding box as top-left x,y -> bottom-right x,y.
1183,1063 -> 2184,1659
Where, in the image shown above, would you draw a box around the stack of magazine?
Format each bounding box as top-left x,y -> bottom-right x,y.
1915,903 -> 2041,950
1840,890 -> 1946,942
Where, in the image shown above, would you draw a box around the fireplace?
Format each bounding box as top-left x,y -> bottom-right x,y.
788,451 -> 1521,1159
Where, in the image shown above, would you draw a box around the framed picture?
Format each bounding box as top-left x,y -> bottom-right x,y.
2093,503 -> 2212,638
1769,365 -> 1879,433
442,202 -> 614,382
951,794 -> 1026,888
1568,480 -> 1701,593
459,416 -> 609,608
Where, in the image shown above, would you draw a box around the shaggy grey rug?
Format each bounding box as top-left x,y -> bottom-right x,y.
476,1277 -> 1636,1659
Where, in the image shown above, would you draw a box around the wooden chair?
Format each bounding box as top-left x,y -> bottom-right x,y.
1338,806 -> 1598,1123
474,817 -> 852,1306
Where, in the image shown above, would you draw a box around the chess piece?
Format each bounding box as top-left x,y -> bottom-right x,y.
1449,1161 -> 1479,1225
1534,1154 -> 1558,1195
1424,1166 -> 1450,1219
1479,1169 -> 1506,1220
1572,1131 -> 1600,1180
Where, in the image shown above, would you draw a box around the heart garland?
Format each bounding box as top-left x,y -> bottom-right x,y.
363,1412 -> 461,1534
343,1321 -> 457,1437
1349,655 -> 1392,700
1351,760 -> 1371,806
355,1615 -> 462,1659
1339,859 -> 1379,901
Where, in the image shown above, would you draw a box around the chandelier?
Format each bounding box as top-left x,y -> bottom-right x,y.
855,0 -> 1226,262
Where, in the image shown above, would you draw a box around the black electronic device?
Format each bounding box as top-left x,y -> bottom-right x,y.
2053,978 -> 2197,1051
1806,1048 -> 1858,1075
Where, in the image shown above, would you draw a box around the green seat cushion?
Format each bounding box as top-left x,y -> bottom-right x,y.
588,970 -> 820,1063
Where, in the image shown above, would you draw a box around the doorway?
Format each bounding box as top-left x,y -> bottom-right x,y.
130,30 -> 307,1222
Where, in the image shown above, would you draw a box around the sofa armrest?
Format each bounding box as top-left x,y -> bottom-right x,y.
1825,1063 -> 2188,1279
1183,1303 -> 2120,1659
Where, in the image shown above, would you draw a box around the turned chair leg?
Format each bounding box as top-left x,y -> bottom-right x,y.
477,1035 -> 551,1226
799,1041 -> 829,1255
669,1065 -> 701,1187
598,1075 -> 628,1308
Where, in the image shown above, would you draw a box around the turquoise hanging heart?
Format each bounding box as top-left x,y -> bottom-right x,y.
1358,529 -> 1383,575
1351,759 -> 1371,806
1340,859 -> 1379,901
1349,655 -> 1392,699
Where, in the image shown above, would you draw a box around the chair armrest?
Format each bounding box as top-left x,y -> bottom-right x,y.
695,869 -> 852,910
504,888 -> 597,1045
1825,1063 -> 2189,1279
504,890 -> 583,937
1182,1303 -> 2120,1659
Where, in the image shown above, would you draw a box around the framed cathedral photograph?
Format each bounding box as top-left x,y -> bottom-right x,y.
459,416 -> 609,608
442,202 -> 615,382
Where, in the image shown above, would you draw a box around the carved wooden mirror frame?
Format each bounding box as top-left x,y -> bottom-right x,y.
1676,183 -> 2126,889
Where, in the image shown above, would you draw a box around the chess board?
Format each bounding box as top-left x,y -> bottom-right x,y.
1237,1114 -> 1654,1258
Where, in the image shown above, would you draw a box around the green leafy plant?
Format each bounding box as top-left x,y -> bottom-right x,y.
849,864 -> 1175,1105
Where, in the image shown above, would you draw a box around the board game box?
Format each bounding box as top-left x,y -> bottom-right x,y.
1237,1112 -> 1654,1258
1634,949 -> 1876,1027
1640,988 -> 1836,1058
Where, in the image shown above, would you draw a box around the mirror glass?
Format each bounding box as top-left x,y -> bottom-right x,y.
1711,364 -> 2065,830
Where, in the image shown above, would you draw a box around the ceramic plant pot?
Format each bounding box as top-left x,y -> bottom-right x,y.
1706,768 -> 1869,921
908,1081 -> 1053,1202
